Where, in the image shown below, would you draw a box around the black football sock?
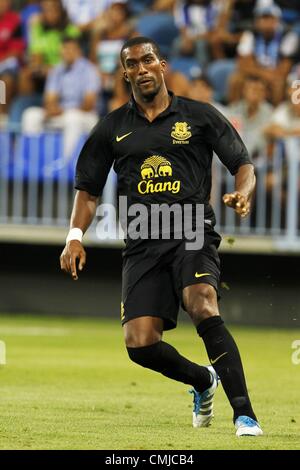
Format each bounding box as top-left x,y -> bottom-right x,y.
197,316 -> 257,422
127,341 -> 212,393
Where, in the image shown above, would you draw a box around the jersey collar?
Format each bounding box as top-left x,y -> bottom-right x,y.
128,91 -> 179,120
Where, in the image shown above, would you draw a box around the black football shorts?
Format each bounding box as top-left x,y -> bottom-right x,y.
121,228 -> 221,331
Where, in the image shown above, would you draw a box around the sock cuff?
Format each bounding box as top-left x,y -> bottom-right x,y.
126,341 -> 161,354
196,315 -> 224,337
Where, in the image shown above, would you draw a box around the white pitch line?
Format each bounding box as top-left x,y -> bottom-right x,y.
0,327 -> 70,337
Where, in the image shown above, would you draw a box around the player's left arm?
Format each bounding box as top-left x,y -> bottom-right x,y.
203,103 -> 256,218
223,164 -> 256,218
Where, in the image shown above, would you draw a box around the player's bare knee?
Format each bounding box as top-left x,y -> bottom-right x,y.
123,317 -> 163,349
124,329 -> 162,349
184,284 -> 219,324
187,302 -> 217,324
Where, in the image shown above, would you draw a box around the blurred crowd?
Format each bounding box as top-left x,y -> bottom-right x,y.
1,0 -> 300,164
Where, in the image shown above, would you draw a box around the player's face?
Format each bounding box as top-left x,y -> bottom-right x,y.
122,43 -> 166,100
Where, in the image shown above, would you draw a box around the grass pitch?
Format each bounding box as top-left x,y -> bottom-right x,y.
0,315 -> 299,450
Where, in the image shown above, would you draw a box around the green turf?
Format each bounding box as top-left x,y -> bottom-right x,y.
0,315 -> 299,450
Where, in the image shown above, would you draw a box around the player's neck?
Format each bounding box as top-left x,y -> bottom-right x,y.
134,85 -> 171,122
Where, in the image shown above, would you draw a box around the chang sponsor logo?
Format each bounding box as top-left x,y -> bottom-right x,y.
138,155 -> 181,195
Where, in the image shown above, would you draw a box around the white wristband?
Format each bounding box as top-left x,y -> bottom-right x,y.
66,228 -> 83,244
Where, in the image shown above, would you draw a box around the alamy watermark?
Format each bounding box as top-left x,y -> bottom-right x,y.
291,80 -> 300,104
291,340 -> 300,365
96,196 -> 206,250
0,80 -> 6,105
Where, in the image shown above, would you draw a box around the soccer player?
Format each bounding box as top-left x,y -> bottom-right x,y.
60,36 -> 263,437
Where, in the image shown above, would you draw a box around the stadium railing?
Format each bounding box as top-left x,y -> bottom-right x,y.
0,131 -> 299,252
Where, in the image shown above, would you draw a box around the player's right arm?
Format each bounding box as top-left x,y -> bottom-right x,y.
60,115 -> 114,280
60,190 -> 98,280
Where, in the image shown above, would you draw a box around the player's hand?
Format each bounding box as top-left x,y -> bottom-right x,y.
223,191 -> 250,218
60,240 -> 86,281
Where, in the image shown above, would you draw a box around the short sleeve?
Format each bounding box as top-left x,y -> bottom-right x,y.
203,104 -> 253,175
237,31 -> 255,57
64,23 -> 81,38
82,65 -> 101,95
28,21 -> 42,55
280,32 -> 299,58
268,103 -> 289,127
45,67 -> 60,94
75,118 -> 114,197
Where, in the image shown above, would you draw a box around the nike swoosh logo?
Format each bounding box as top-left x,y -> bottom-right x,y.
116,132 -> 132,142
195,272 -> 211,278
210,352 -> 228,365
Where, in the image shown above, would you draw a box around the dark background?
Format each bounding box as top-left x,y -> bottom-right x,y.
1,242 -> 299,328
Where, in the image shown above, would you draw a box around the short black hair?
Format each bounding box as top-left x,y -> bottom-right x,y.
120,36 -> 162,67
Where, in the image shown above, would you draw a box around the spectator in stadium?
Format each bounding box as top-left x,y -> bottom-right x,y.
257,0 -> 300,27
0,0 -> 24,115
228,4 -> 299,105
62,0 -> 111,32
61,0 -> 118,57
21,36 -> 100,166
90,0 -> 132,93
228,0 -> 256,32
172,0 -> 243,102
129,0 -> 176,16
188,73 -> 227,113
128,0 -> 153,16
19,0 -> 80,96
20,0 -> 41,46
134,0 -> 178,60
228,75 -> 273,158
264,77 -> 300,139
8,0 -> 80,131
172,0 -> 239,67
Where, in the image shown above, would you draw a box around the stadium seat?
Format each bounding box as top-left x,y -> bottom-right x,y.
169,57 -> 202,80
136,12 -> 179,58
0,131 -> 86,183
206,59 -> 236,103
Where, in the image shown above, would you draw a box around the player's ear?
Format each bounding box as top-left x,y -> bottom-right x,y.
123,71 -> 129,82
160,60 -> 167,73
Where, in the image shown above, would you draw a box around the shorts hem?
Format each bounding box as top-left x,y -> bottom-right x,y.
121,313 -> 177,331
